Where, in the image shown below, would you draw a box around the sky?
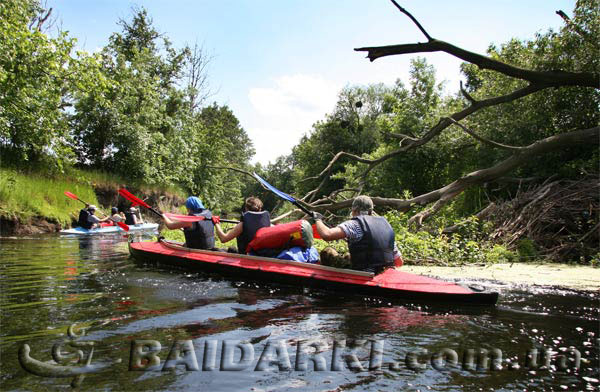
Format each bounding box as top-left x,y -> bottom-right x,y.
48,0 -> 574,165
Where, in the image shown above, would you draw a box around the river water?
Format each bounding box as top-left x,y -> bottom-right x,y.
0,235 -> 598,391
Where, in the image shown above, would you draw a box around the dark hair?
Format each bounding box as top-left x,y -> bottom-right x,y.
111,207 -> 118,214
244,197 -> 263,212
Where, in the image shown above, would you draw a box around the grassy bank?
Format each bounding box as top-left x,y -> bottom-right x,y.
0,168 -> 100,227
0,166 -> 186,229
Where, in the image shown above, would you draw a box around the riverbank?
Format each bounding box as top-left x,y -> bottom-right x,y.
403,263 -> 600,292
0,167 -> 185,236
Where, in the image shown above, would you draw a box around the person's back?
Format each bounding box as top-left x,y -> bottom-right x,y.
347,215 -> 395,272
161,196 -> 215,250
214,197 -> 270,254
313,195 -> 401,274
183,208 -> 215,249
78,208 -> 93,229
237,210 -> 271,254
124,207 -> 140,225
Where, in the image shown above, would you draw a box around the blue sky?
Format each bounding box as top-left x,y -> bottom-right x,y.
49,0 -> 574,164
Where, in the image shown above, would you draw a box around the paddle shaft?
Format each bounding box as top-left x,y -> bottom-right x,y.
65,192 -> 108,218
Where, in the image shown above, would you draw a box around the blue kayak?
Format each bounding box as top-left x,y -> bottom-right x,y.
60,223 -> 159,235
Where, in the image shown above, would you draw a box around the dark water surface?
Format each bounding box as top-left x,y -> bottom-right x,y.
1,235 -> 598,391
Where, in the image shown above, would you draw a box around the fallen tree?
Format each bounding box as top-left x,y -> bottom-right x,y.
294,1 -> 599,226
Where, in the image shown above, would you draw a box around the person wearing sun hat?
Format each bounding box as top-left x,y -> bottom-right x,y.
84,204 -> 111,229
124,206 -> 143,225
162,196 -> 216,249
312,195 -> 403,274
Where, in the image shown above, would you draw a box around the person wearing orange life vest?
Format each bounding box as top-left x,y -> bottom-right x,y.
162,196 -> 216,250
213,196 -> 271,255
313,195 -> 403,274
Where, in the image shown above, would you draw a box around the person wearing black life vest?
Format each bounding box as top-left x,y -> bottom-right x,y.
313,195 -> 403,274
214,196 -> 271,255
77,205 -> 110,229
162,196 -> 216,250
124,207 -> 144,225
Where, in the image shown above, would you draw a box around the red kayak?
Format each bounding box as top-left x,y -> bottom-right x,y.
129,239 -> 498,305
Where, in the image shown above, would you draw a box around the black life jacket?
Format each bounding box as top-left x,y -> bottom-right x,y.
348,215 -> 395,272
78,209 -> 93,229
124,211 -> 136,225
237,211 -> 270,254
183,210 -> 215,250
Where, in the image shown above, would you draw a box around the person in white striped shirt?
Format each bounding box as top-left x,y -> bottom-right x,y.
313,195 -> 403,273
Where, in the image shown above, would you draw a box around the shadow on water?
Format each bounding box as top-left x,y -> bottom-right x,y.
1,235 -> 598,391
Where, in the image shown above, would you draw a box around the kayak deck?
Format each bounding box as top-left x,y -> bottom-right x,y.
129,239 -> 499,305
61,223 -> 159,235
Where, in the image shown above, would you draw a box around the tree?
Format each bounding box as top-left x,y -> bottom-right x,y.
291,0 -> 599,227
0,0 -> 78,169
71,7 -> 190,182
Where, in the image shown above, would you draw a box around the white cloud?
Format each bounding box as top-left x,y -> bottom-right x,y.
246,74 -> 341,164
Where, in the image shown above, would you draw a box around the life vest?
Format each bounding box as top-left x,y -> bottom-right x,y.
247,219 -> 313,254
348,215 -> 395,272
237,211 -> 271,254
77,209 -> 93,229
124,211 -> 136,225
183,210 -> 215,250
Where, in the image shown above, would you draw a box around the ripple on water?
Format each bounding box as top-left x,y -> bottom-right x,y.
1,235 -> 598,391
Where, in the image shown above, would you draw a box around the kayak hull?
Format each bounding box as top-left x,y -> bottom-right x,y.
129,240 -> 499,305
60,223 -> 159,235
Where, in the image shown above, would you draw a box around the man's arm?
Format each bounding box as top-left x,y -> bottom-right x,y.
314,220 -> 347,241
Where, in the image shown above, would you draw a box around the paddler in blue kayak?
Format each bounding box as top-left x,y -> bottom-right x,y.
213,196 -> 271,254
312,195 -> 403,274
162,196 -> 216,249
79,205 -> 111,229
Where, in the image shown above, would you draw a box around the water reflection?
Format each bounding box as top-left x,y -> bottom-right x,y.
0,235 -> 598,391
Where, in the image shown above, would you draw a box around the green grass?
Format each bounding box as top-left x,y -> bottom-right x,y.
0,166 -> 186,227
0,168 -> 100,226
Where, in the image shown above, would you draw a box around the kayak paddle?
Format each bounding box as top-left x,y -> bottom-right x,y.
118,188 -> 162,217
119,189 -> 238,224
163,212 -> 239,224
252,173 -> 312,215
64,191 -> 129,231
251,172 -> 322,239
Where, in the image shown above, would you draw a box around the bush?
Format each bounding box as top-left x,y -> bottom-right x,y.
385,211 -> 512,266
516,238 -> 538,262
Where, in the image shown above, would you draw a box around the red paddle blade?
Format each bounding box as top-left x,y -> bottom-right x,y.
119,189 -> 151,209
163,213 -> 207,222
64,191 -> 78,200
116,222 -> 129,231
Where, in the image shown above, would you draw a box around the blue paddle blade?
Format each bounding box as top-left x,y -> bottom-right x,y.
253,172 -> 296,203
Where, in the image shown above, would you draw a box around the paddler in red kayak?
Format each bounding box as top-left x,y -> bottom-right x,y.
162,196 -> 216,250
312,195 -> 403,274
214,196 -> 271,255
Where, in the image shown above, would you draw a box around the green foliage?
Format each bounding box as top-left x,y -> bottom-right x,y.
0,168 -> 99,226
69,8 -> 254,211
0,0 -> 77,169
384,211 -> 516,265
487,245 -> 517,264
2,2 -> 253,213
516,238 -> 538,262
